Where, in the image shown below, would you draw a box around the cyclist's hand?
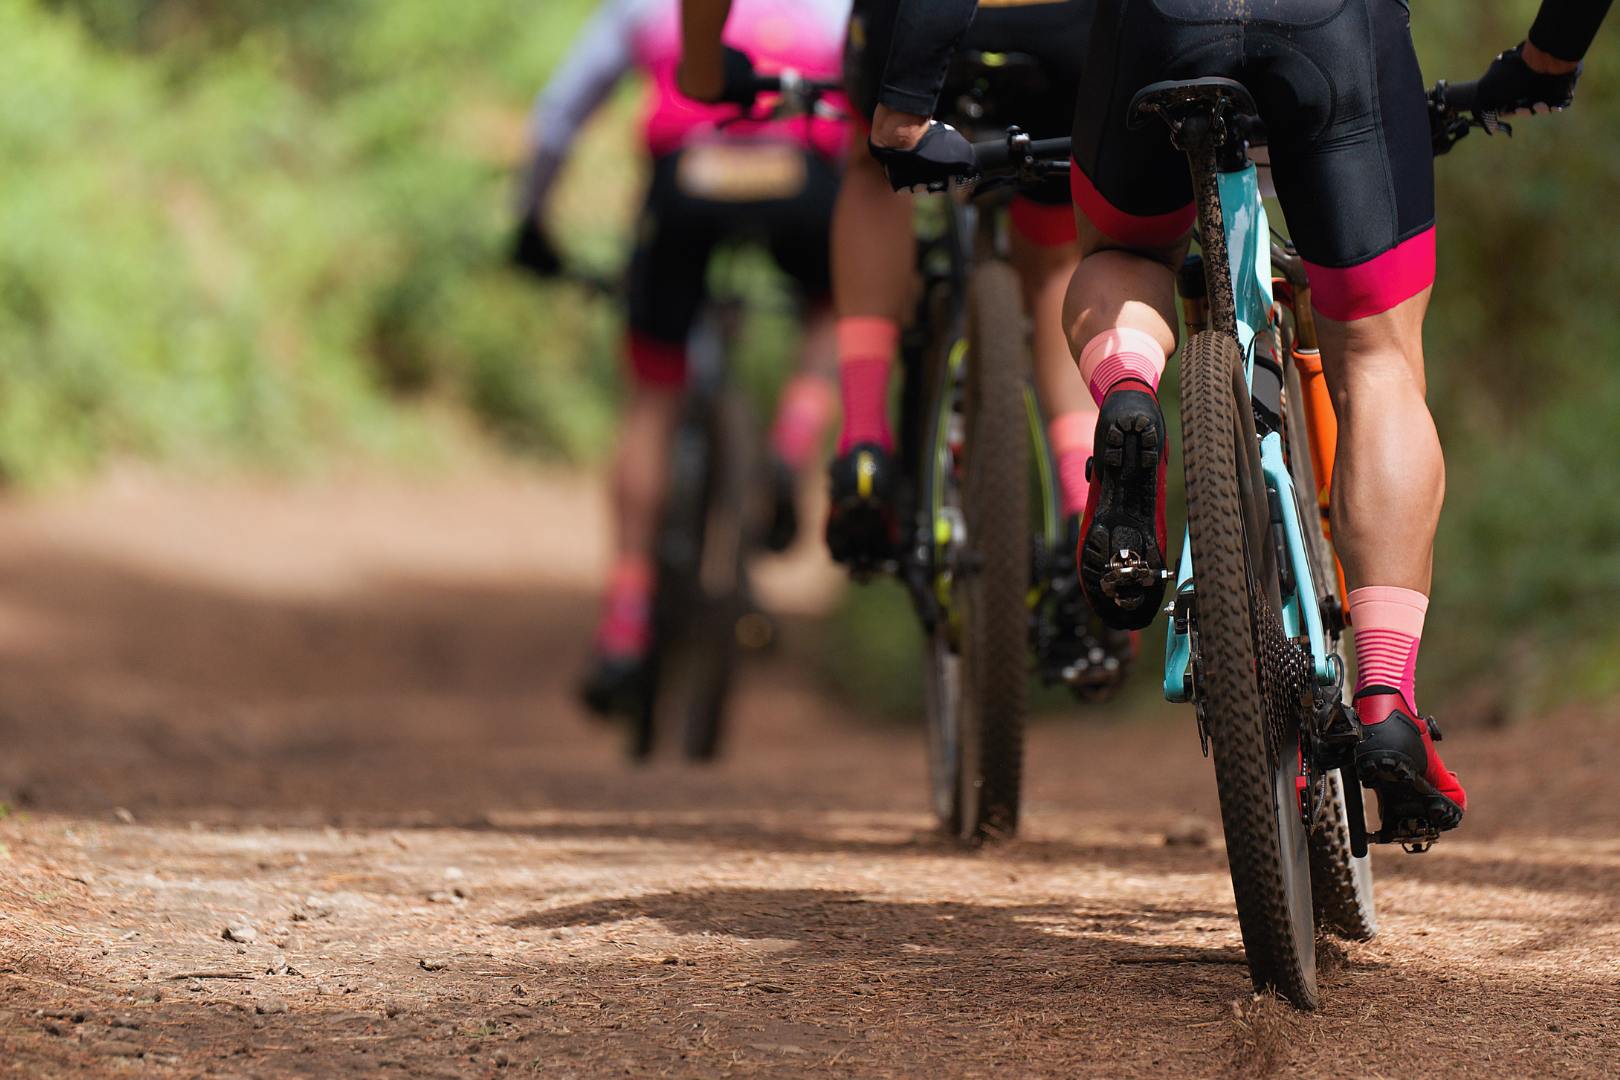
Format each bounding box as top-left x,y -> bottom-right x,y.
678,45 -> 757,108
510,213 -> 563,279
869,120 -> 976,193
1474,42 -> 1582,115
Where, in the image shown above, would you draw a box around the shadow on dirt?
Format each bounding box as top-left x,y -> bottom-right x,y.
507,885 -> 1246,964
469,814 -> 1232,877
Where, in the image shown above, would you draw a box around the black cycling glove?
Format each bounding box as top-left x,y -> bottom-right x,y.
869,121 -> 976,193
716,46 -> 760,109
511,213 -> 563,279
1474,43 -> 1582,114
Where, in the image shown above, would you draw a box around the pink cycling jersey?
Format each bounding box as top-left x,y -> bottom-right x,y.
521,0 -> 849,212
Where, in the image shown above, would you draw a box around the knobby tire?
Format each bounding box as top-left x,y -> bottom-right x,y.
955,262 -> 1030,843
1183,330 -> 1318,1008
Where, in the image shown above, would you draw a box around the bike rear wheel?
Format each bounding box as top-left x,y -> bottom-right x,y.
641,387 -> 755,762
1183,330 -> 1318,1007
954,262 -> 1031,842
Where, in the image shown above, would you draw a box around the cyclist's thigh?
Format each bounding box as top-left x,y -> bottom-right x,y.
1248,0 -> 1436,322
626,155 -> 721,367
761,152 -> 838,301
1070,0 -> 1232,251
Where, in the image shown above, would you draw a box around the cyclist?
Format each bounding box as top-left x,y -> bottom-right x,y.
864,0 -> 1610,841
681,0 -> 1136,679
514,0 -> 852,712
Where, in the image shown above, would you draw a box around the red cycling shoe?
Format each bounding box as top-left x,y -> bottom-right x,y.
1354,688 -> 1466,846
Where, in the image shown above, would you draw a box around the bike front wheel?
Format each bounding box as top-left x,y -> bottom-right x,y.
1183,330 -> 1318,1008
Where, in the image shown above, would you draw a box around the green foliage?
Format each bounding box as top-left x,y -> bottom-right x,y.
1,0 -> 617,482
1414,6 -> 1620,709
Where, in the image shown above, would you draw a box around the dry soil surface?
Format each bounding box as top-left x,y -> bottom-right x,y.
1,468 -> 1617,1078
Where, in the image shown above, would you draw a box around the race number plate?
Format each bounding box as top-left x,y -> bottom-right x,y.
676,142 -> 808,203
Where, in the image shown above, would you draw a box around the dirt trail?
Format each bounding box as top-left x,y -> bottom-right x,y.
1,468 -> 1617,1078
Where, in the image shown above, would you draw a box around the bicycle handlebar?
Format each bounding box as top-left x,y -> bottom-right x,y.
972,133 -> 1073,174
747,72 -> 840,98
1428,78 -> 1507,155
726,70 -> 844,126
1441,79 -> 1480,115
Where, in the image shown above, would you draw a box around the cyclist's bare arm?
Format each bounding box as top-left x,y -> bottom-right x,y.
518,0 -> 642,217
677,0 -> 733,102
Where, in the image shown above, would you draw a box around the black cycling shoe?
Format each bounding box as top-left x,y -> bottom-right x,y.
825,442 -> 901,571
579,652 -> 648,719
763,454 -> 799,554
1035,516 -> 1138,701
1079,385 -> 1170,631
1354,689 -> 1466,850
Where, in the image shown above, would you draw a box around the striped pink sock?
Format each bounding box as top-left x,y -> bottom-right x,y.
1078,327 -> 1167,406
836,317 -> 898,453
595,556 -> 653,659
771,374 -> 837,469
1349,586 -> 1429,712
1047,410 -> 1096,518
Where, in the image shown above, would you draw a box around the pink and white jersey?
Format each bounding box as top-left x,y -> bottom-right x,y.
523,0 -> 850,210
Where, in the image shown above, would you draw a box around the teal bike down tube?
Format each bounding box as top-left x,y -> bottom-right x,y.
1163,160 -> 1334,703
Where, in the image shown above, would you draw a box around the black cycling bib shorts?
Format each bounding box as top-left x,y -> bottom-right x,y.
625,147 -> 837,386
1074,0 -> 1435,320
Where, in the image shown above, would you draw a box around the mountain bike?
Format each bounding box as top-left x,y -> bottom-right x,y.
924,65 -> 1504,1006
873,54 -> 1131,844
573,72 -> 841,761
1150,74 -> 1509,1007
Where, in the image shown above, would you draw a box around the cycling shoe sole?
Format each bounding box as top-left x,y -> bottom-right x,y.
826,498 -> 897,574
1358,748 -> 1465,844
1080,401 -> 1166,631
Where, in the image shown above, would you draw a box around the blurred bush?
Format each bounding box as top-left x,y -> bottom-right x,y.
2,0 -> 621,482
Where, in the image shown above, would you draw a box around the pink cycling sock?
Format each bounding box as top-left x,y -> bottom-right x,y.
1047,410 -> 1097,518
770,374 -> 837,470
1349,586 -> 1429,713
836,317 -> 899,453
1078,327 -> 1167,405
594,556 -> 653,659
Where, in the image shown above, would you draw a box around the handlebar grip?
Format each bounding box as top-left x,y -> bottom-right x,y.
1445,79 -> 1480,114
971,138 -> 1013,172
970,136 -> 1073,172
1026,137 -> 1073,161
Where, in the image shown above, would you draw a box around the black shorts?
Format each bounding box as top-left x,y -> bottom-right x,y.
847,0 -> 1092,215
625,145 -> 837,385
1072,0 -> 1435,320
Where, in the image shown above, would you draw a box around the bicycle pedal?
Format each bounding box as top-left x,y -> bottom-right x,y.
1100,549 -> 1170,606
1372,820 -> 1439,852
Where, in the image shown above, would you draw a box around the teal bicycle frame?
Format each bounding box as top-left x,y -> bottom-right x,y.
1163,160 -> 1335,703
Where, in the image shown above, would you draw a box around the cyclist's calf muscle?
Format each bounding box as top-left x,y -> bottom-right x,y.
1063,220 -> 1186,365
1317,290 -> 1443,595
